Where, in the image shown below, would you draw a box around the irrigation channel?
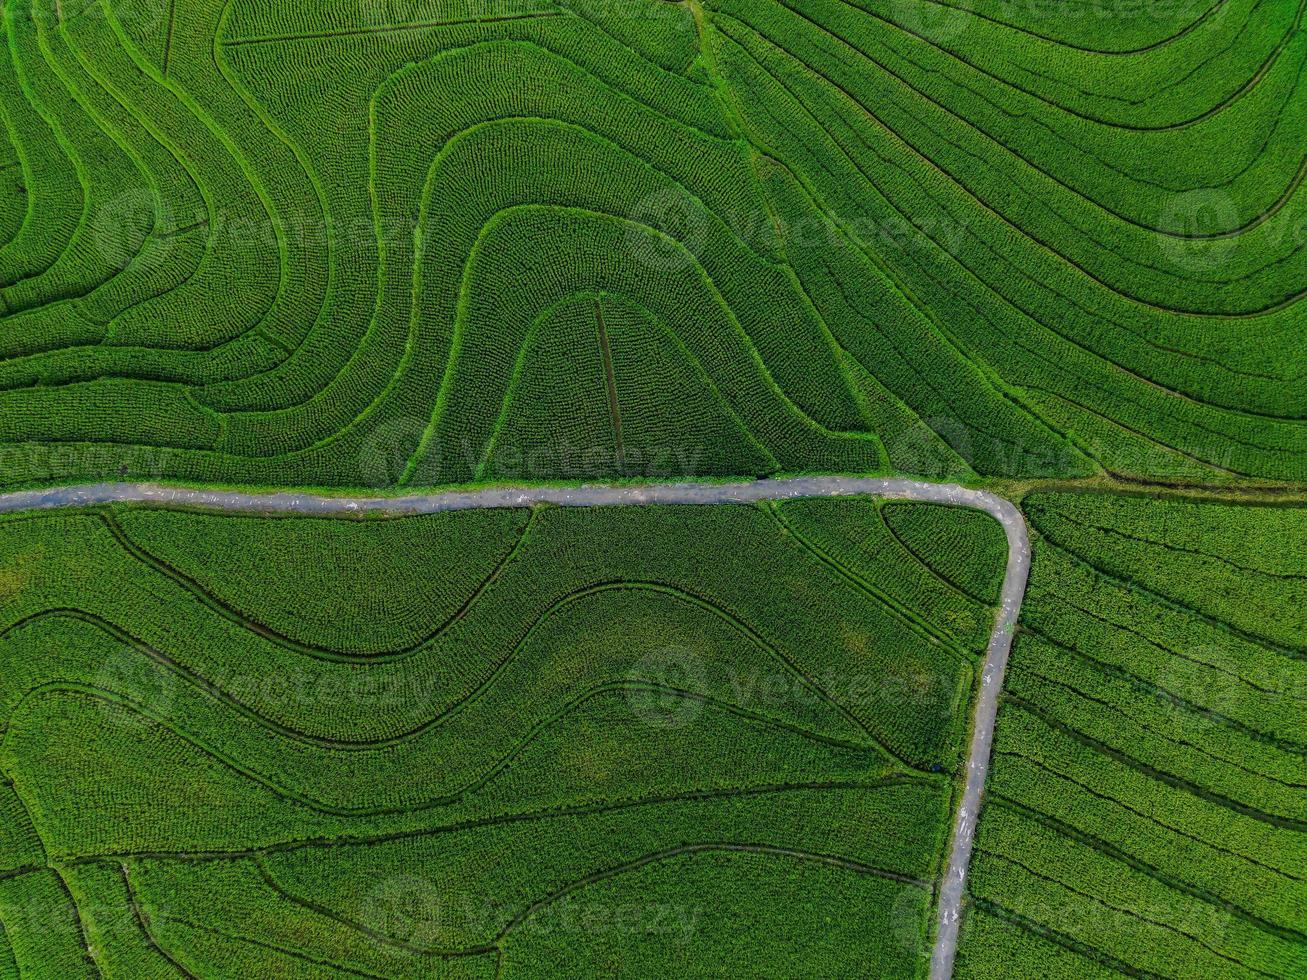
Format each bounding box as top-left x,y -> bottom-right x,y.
0,475 -> 1031,979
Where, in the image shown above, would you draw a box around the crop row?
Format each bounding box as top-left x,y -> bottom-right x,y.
957,493 -> 1307,976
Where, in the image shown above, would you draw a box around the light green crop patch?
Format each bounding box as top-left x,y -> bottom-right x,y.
0,0 -> 1300,490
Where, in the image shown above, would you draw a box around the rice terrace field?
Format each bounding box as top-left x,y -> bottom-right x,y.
0,0 -> 1303,977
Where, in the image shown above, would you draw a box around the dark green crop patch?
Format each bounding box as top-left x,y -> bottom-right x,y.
0,498 -> 1007,976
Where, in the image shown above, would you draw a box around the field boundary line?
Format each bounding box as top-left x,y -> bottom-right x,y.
0,475 -> 1030,978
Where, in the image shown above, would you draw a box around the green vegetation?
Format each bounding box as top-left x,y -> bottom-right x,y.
956,493 -> 1307,978
0,498 -> 1006,976
2,0 -> 1305,974
0,0 -> 1301,489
